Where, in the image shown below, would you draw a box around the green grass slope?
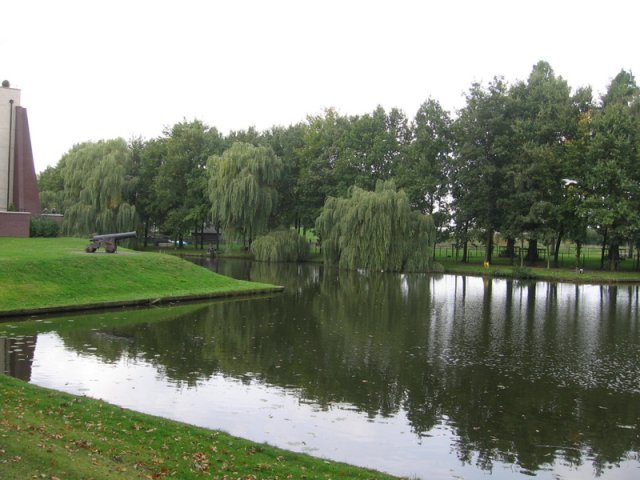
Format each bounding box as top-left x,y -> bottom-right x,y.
0,238 -> 278,315
0,375 -> 398,479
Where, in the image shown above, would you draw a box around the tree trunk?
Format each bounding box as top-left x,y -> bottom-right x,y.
460,222 -> 469,263
608,243 -> 620,271
575,240 -> 582,269
143,220 -> 149,248
546,242 -> 551,269
520,238 -> 524,267
506,237 -> 516,265
485,229 -> 493,264
526,239 -> 538,265
600,228 -> 608,270
553,231 -> 563,268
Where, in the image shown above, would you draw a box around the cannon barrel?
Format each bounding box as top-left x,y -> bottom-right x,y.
89,231 -> 137,241
86,231 -> 137,253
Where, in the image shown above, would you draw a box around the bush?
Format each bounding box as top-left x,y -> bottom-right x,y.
251,229 -> 310,262
511,266 -> 536,279
30,217 -> 61,237
430,262 -> 445,274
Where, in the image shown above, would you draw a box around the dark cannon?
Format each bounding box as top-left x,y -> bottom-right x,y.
85,231 -> 137,253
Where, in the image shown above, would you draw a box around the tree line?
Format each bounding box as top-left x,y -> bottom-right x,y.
38,61 -> 640,270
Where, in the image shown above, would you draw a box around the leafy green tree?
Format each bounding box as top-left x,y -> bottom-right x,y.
563,90 -> 595,266
452,78 -> 513,263
336,106 -> 410,192
264,124 -> 307,230
153,120 -> 224,246
399,99 -> 452,216
251,229 -> 310,262
59,138 -> 137,236
296,109 -> 349,227
37,162 -> 65,214
131,137 -> 166,246
315,180 -> 435,272
505,61 -> 577,265
582,101 -> 640,269
208,142 -> 282,248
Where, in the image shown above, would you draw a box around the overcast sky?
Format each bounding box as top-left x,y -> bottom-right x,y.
3,0 -> 639,173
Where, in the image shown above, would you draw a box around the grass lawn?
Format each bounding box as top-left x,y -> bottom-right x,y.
0,375 -> 398,480
434,244 -> 640,283
0,238 -> 279,315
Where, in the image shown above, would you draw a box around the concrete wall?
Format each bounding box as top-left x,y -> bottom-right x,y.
0,86 -> 21,211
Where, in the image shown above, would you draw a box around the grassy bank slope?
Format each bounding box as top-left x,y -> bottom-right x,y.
0,375 -> 397,480
0,238 -> 277,315
439,259 -> 640,283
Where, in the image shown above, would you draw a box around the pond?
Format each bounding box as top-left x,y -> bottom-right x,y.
2,259 -> 640,479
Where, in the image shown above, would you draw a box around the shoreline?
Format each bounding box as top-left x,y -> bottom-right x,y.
0,375 -> 399,479
0,286 -> 284,319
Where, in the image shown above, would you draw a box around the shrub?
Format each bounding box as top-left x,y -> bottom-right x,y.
30,217 -> 61,237
251,229 -> 310,262
511,266 -> 536,279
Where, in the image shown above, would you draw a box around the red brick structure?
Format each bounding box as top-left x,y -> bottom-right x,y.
13,106 -> 41,216
0,211 -> 31,236
1,82 -> 42,237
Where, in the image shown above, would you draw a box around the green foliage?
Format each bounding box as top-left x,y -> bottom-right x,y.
36,61 -> 640,271
37,163 -> 65,213
316,180 -> 435,272
251,229 -> 310,262
510,266 -> 537,279
398,98 -> 452,215
208,142 -> 282,245
29,217 -> 60,237
59,139 -> 137,236
152,120 -> 224,241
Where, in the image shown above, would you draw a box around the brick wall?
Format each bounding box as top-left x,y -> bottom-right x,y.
0,211 -> 31,237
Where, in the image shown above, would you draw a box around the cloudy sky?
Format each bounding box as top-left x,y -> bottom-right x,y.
3,0 -> 639,173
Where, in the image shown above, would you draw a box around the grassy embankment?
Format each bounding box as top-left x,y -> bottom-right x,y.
0,237 -> 280,317
0,375 -> 397,480
434,245 -> 640,283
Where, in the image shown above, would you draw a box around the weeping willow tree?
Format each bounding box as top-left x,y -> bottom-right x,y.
251,229 -> 310,262
60,139 -> 137,236
316,180 -> 436,272
208,142 -> 282,247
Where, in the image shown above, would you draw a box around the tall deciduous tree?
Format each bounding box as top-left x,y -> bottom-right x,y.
131,137 -> 166,246
153,120 -> 224,246
337,106 -> 410,192
59,138 -> 137,236
264,123 -> 307,230
505,61 -> 576,265
399,99 -> 452,216
37,161 -> 66,214
208,142 -> 282,247
452,78 -> 513,263
296,109 -> 349,227
582,71 -> 640,269
315,180 -> 435,272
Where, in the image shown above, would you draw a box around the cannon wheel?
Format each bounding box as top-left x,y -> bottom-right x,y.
105,241 -> 117,253
85,245 -> 97,253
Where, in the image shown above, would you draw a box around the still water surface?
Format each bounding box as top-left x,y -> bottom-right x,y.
2,259 -> 640,479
